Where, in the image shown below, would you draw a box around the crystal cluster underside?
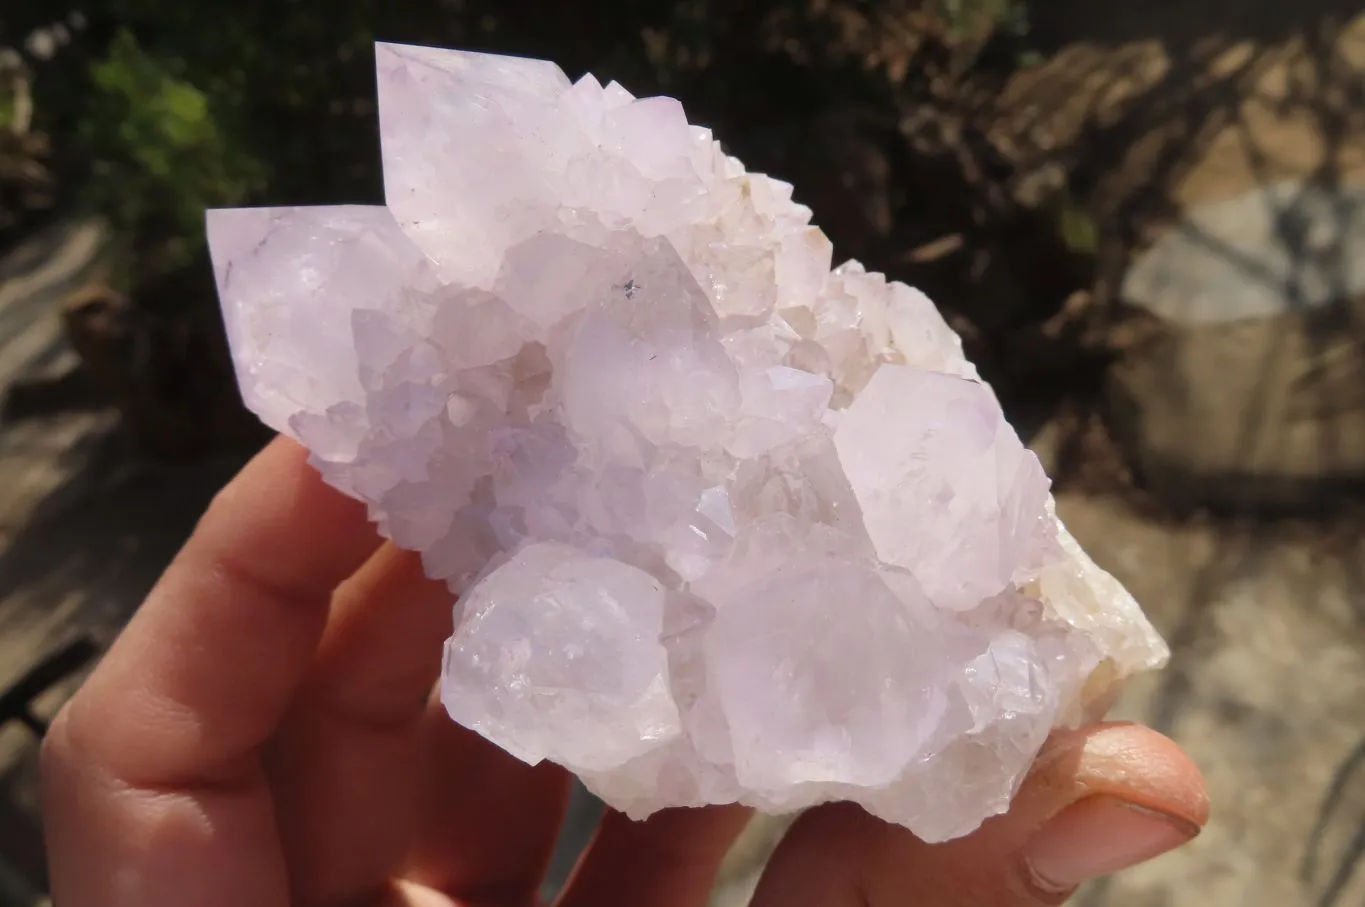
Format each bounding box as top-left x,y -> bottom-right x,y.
206,42 -> 1167,842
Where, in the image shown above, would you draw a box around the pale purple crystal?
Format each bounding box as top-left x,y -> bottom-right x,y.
206,42 -> 1167,842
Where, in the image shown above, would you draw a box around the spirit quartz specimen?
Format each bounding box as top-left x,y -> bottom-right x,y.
206,42 -> 1167,842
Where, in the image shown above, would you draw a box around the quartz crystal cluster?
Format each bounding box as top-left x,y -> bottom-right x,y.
206,42 -> 1168,842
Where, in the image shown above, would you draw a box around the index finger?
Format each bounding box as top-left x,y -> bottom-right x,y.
56,435 -> 381,787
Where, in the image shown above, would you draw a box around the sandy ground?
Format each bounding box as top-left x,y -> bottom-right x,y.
1060,496 -> 1365,907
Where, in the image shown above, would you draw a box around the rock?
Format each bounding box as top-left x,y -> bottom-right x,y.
1122,182 -> 1365,326
992,10 -> 1365,235
990,4 -> 1365,512
1107,180 -> 1365,511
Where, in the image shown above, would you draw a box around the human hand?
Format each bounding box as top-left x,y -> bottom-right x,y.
42,437 -> 1209,907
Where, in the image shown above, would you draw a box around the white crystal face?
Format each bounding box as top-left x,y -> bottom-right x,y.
206,42 -> 1168,842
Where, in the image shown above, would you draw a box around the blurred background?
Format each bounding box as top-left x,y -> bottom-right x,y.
0,0 -> 1363,904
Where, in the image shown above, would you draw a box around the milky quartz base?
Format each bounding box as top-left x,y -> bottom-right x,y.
206,42 -> 1167,842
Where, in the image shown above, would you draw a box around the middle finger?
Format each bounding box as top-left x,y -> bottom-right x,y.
275,536 -> 578,907
268,543 -> 453,906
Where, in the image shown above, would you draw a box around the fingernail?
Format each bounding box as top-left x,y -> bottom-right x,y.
1021,795 -> 1200,895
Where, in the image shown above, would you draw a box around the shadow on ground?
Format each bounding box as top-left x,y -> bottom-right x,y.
1299,518 -> 1365,907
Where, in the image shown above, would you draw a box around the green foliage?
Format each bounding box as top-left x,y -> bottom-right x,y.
1055,196 -> 1100,255
78,30 -> 263,280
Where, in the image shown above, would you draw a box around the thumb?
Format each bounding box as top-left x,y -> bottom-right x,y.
748,722 -> 1209,906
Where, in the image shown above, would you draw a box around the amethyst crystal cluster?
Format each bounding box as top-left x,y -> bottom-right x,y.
207,42 -> 1166,842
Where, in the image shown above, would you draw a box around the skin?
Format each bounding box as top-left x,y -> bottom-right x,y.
41,437 -> 1210,906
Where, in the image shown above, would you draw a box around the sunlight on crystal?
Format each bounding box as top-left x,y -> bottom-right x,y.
206,42 -> 1168,842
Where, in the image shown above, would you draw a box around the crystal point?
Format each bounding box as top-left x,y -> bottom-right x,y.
207,42 -> 1168,841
